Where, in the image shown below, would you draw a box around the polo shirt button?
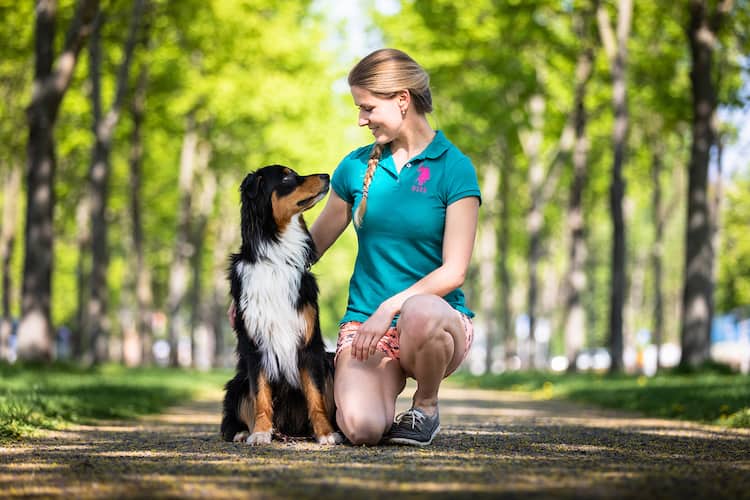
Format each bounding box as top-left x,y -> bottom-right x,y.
406,163 -> 411,168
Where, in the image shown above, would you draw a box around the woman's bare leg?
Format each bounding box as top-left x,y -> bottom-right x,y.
397,295 -> 467,416
334,348 -> 405,445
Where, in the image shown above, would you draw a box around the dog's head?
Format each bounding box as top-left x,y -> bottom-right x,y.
239,164 -> 330,242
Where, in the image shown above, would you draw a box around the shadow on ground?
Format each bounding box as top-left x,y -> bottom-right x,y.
1,384 -> 748,499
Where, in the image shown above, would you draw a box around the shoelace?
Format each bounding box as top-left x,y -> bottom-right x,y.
394,408 -> 426,430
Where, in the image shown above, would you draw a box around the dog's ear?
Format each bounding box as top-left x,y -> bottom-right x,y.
241,172 -> 263,199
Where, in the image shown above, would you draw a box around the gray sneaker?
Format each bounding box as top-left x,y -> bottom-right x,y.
385,407 -> 440,446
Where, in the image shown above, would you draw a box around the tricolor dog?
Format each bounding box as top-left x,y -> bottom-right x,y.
221,165 -> 340,445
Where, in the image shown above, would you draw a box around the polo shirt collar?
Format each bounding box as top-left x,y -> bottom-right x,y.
379,130 -> 450,175
413,130 -> 450,161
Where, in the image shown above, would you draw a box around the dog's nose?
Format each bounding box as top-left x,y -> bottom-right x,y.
319,174 -> 330,182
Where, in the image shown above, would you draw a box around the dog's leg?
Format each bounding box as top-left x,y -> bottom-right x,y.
301,368 -> 342,445
233,392 -> 254,442
247,372 -> 274,445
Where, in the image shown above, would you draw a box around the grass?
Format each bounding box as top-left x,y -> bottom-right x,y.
0,362 -> 230,442
452,366 -> 750,429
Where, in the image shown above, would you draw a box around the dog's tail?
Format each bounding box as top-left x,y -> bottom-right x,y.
220,372 -> 251,441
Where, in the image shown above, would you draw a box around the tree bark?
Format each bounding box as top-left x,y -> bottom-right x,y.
498,141 -> 513,365
74,196 -> 90,359
598,0 -> 632,373
129,61 -> 154,365
18,0 -> 100,362
650,144 -> 665,370
84,0 -> 144,364
209,177 -> 240,368
1,165 -> 21,361
167,113 -> 199,367
478,162 -> 500,374
523,95 -> 545,370
680,0 -> 732,368
188,143 -> 214,369
563,6 -> 596,371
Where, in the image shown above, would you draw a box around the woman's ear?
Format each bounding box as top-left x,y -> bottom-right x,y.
397,89 -> 410,114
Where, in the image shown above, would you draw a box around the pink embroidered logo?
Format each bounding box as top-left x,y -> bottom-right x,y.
412,164 -> 430,193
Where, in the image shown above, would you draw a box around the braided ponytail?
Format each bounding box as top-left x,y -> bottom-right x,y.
353,143 -> 384,228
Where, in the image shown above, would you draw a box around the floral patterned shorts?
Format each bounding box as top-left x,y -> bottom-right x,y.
335,310 -> 474,366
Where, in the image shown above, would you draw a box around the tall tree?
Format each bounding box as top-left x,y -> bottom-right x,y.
166,112 -> 199,367
563,3 -> 597,371
598,0 -> 633,373
477,160 -> 500,373
188,143 -> 214,368
129,59 -> 154,365
17,0 -> 99,361
84,0 -> 145,363
650,142 -> 666,369
680,0 -> 733,368
0,166 -> 21,360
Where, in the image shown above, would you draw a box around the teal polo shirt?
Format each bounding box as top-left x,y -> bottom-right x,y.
331,130 -> 482,325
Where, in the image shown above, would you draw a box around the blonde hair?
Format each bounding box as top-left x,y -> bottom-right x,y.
348,48 -> 432,227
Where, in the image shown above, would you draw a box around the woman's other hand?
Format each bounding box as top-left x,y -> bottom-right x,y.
352,301 -> 397,362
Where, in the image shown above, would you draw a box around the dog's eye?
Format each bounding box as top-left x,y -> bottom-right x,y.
282,175 -> 295,184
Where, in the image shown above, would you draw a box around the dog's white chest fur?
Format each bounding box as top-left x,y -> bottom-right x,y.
236,216 -> 310,387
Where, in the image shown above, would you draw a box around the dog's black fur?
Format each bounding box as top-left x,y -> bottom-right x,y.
221,164 -> 339,445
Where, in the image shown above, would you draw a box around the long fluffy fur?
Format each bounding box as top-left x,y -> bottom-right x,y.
221,165 -> 337,444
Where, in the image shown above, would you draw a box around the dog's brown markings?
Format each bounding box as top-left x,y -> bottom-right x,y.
238,393 -> 254,430
301,304 -> 317,346
323,373 -> 335,423
253,373 -> 274,435
300,369 -> 335,439
271,176 -> 327,232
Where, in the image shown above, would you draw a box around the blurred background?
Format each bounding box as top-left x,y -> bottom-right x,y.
1,0 -> 748,376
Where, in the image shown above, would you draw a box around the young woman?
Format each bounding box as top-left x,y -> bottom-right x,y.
310,48 -> 481,446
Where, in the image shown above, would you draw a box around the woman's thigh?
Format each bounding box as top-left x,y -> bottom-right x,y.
334,347 -> 406,441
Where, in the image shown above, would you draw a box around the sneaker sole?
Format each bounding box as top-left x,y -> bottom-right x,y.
386,425 -> 441,447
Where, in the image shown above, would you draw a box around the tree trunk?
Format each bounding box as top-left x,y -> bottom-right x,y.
209,177 -> 240,368
598,0 -> 632,373
680,0 -> 731,368
129,62 -> 154,365
167,113 -> 199,367
84,0 -> 143,364
563,7 -> 596,371
1,165 -> 21,361
498,141 -> 513,365
523,95 -> 545,370
18,0 -> 100,362
478,163 -> 500,374
650,145 -> 665,370
189,143 -> 214,369
74,197 -> 90,359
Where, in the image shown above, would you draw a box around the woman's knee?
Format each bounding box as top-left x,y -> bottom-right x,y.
399,295 -> 455,349
399,295 -> 442,341
336,409 -> 387,445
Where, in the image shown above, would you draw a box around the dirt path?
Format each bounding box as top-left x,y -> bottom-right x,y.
1,382 -> 749,499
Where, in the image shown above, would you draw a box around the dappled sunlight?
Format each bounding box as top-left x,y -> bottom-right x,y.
1,385 -> 748,498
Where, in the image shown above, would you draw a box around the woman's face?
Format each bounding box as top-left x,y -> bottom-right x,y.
351,85 -> 405,144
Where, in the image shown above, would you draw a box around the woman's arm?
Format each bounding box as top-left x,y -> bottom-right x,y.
310,189 -> 352,261
351,196 -> 480,360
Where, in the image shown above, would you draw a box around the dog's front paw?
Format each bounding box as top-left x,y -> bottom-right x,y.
232,431 -> 250,443
246,431 -> 272,445
317,431 -> 344,445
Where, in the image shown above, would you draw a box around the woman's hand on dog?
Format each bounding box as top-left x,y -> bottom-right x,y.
352,301 -> 397,362
227,301 -> 236,329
